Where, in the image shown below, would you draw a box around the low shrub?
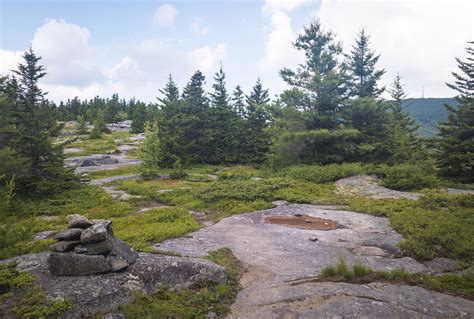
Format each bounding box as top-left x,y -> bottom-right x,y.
380,162 -> 440,191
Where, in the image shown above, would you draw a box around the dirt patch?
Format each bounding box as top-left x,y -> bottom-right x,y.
265,215 -> 338,230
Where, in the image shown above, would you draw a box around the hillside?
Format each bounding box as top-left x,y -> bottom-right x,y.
402,97 -> 457,136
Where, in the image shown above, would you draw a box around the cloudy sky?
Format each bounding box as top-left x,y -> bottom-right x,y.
1,0 -> 473,103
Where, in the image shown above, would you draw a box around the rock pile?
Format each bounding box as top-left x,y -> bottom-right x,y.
48,214 -> 138,276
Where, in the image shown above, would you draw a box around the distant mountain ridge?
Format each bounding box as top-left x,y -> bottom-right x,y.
401,97 -> 457,136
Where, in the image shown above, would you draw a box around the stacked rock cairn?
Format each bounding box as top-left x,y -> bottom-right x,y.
48,214 -> 138,276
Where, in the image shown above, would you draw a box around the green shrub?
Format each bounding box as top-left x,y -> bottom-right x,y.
380,162 -> 440,191
278,163 -> 371,183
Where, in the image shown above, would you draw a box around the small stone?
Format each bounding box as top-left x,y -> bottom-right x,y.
104,314 -> 125,319
81,221 -> 110,244
74,245 -> 87,254
54,228 -> 83,241
68,214 -> 94,229
309,237 -> 318,242
85,239 -> 113,255
106,255 -> 129,272
48,253 -> 111,276
32,230 -> 57,242
49,240 -> 81,252
295,213 -> 303,217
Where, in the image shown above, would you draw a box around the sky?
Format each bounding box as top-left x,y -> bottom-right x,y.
0,0 -> 473,103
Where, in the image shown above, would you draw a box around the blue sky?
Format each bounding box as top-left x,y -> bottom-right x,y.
1,0 -> 472,102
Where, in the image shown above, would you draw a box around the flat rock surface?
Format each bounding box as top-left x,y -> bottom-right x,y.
335,175 -> 421,200
157,204 -> 474,318
1,252 -> 226,318
65,154 -> 140,174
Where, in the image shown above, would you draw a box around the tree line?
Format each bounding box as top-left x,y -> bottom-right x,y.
0,19 -> 472,196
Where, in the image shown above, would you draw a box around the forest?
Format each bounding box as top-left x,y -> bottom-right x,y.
0,19 -> 473,318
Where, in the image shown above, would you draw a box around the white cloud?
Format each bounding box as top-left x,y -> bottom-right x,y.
262,0 -> 311,15
188,44 -> 226,73
191,19 -> 209,36
0,49 -> 23,75
153,4 -> 179,28
315,0 -> 474,98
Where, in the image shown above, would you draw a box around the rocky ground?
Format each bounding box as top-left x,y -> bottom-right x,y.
157,204 -> 474,318
52,127 -> 473,318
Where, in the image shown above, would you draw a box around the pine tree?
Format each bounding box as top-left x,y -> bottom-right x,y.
344,29 -> 385,98
139,121 -> 162,178
437,42 -> 474,182
130,102 -> 148,133
157,75 -> 184,166
231,85 -> 246,118
89,109 -> 109,139
181,70 -> 211,163
76,115 -> 87,135
9,48 -> 74,193
208,65 -> 239,163
280,19 -> 347,129
242,79 -> 271,163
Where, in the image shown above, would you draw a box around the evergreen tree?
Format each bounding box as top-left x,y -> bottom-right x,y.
89,109 -> 109,139
181,70 -> 211,163
344,29 -> 385,98
437,42 -> 474,182
139,121 -> 162,178
208,65 -> 239,163
157,75 -> 184,167
243,79 -> 271,163
280,19 -> 347,129
130,102 -> 148,133
8,48 -> 74,193
231,85 -> 246,118
76,115 -> 87,135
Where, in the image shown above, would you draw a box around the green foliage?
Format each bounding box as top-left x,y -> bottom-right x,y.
66,131 -> 127,157
0,262 -> 73,318
139,121 -> 162,178
319,260 -> 474,299
131,102 -> 148,133
75,115 -> 87,134
112,208 -> 199,251
349,190 -> 474,262
86,165 -> 139,179
119,248 -> 243,318
380,162 -> 440,191
276,163 -> 371,183
89,110 -> 110,139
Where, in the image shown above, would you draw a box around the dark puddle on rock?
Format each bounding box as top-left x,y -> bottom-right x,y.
265,214 -> 338,230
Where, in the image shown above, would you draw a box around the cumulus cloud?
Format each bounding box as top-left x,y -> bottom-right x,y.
188,44 -> 226,73
262,0 -> 311,15
153,4 -> 179,28
0,49 -> 23,75
191,19 -> 209,36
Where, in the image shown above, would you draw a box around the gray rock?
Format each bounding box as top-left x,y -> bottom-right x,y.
48,253 -> 111,276
74,245 -> 87,254
106,255 -> 129,272
424,257 -> 464,274
2,252 -> 226,318
446,187 -> 474,195
49,240 -> 81,253
54,228 -> 83,241
31,230 -> 57,242
84,239 -> 113,255
80,221 -> 110,244
104,314 -> 124,319
109,238 -> 138,265
335,175 -> 421,200
68,214 -> 94,229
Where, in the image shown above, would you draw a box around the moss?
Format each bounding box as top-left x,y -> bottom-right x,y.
319,260 -> 474,299
118,248 -> 243,318
0,263 -> 73,318
86,165 -> 140,179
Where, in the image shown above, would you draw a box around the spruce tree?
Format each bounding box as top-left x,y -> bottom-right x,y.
208,65 -> 238,163
130,102 -> 148,133
280,19 -> 347,129
231,85 -> 246,118
76,115 -> 87,135
9,48 -> 74,193
344,29 -> 385,98
437,42 -> 474,182
181,70 -> 211,163
139,121 -> 162,178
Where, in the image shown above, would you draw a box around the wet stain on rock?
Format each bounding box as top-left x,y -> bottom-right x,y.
265,215 -> 338,230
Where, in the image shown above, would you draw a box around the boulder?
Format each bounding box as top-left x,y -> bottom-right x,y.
68,214 -> 94,229
48,253 -> 111,276
109,238 -> 138,265
106,255 -> 129,272
2,252 -> 227,318
80,221 -> 110,244
85,239 -> 113,255
54,228 -> 83,241
49,240 -> 81,253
